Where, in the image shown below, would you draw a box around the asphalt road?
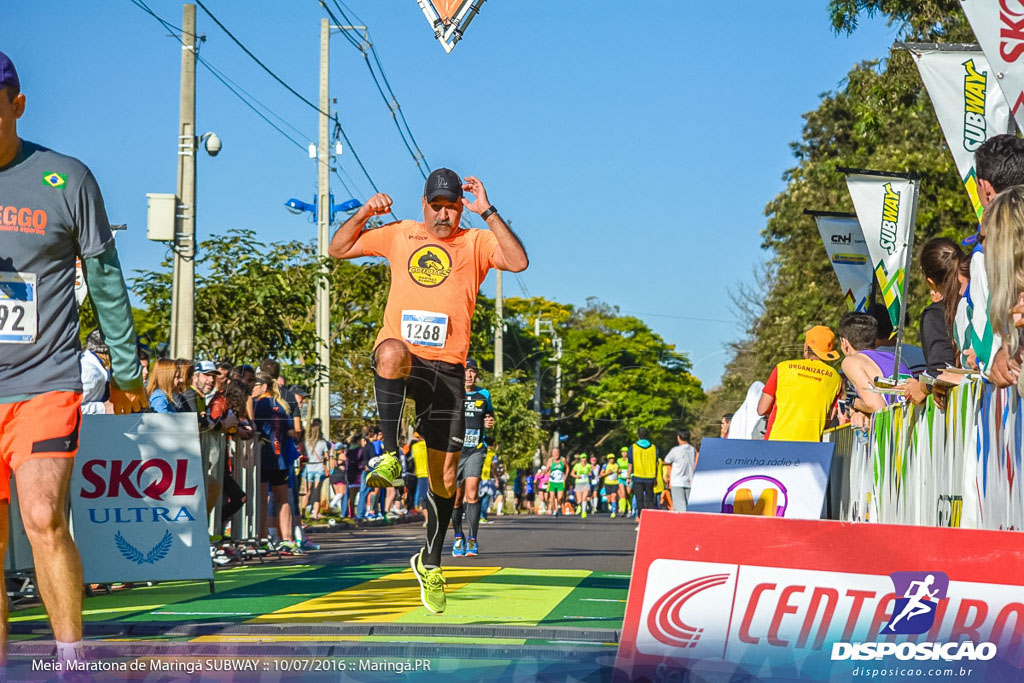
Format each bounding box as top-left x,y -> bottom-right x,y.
300,511 -> 638,573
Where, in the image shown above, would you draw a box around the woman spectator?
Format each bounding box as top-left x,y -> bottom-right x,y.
147,358 -> 179,413
328,451 -> 348,516
174,358 -> 196,412
920,238 -> 969,372
80,329 -> 111,415
986,185 -> 1024,391
905,238 -> 970,407
252,372 -> 300,554
301,418 -> 330,520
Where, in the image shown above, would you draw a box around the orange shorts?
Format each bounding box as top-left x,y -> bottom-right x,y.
0,391 -> 82,501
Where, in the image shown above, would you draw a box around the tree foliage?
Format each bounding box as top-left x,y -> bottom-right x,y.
716,2 -> 979,408
127,231 -> 705,455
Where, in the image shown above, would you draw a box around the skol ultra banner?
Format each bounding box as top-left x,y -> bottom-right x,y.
71,413 -> 212,584
814,215 -> 873,312
911,49 -> 1010,220
844,173 -> 918,329
961,0 -> 1024,132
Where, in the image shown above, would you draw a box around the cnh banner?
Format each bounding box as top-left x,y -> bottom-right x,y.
72,413 -> 212,584
961,0 -> 1024,132
843,171 -> 919,330
812,213 -> 873,312
617,512 -> 1024,681
688,438 -> 834,520
910,48 -> 1010,219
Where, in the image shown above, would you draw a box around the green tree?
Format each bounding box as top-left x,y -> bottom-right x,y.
480,370 -> 544,471
723,1 -> 978,385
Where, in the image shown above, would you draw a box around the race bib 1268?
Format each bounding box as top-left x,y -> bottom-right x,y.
0,272 -> 37,344
401,310 -> 448,348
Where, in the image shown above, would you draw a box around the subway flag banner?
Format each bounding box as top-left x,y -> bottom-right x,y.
844,173 -> 918,330
961,0 -> 1024,133
71,414 -> 212,584
616,512 -> 1024,681
911,49 -> 1009,220
814,215 -> 873,312
687,438 -> 834,520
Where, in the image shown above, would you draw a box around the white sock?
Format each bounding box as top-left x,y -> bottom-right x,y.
56,640 -> 85,665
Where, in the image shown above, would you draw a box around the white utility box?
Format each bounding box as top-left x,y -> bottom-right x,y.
146,193 -> 177,242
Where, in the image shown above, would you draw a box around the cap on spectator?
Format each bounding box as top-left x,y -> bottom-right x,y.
465,357 -> 478,370
805,325 -> 840,361
0,51 -> 20,93
194,360 -> 217,374
291,385 -> 309,398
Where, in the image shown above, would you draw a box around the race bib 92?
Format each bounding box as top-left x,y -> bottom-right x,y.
0,272 -> 37,344
401,310 -> 448,348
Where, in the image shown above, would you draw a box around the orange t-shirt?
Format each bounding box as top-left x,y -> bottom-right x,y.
355,220 -> 498,364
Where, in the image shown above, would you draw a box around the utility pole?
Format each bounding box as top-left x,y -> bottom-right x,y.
170,3 -> 197,360
315,17 -> 331,432
494,271 -> 503,377
553,335 -> 562,447
533,317 -> 542,413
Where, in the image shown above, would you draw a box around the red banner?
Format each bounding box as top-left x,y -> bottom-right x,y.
617,511 -> 1024,681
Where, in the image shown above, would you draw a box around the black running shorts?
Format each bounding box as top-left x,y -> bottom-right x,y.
375,349 -> 465,453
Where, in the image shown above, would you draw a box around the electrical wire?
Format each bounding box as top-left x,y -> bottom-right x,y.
193,0 -> 386,202
128,0 -> 309,154
320,0 -> 430,179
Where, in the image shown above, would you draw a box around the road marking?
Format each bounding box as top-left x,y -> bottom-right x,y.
250,566 -> 500,624
580,598 -> 626,603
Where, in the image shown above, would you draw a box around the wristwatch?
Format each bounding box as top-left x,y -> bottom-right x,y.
480,205 -> 498,221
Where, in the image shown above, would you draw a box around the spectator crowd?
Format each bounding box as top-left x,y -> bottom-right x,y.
719,134 -> 1024,442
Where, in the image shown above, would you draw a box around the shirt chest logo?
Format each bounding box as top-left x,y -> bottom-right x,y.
408,245 -> 452,287
42,172 -> 67,189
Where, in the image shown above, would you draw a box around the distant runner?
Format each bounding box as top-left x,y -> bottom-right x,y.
329,169 -> 528,613
547,451 -> 567,516
572,454 -> 591,518
452,357 -> 494,558
601,454 -> 620,518
0,50 -> 147,671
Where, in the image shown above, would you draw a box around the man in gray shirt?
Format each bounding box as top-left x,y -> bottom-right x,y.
0,50 -> 146,670
664,429 -> 697,512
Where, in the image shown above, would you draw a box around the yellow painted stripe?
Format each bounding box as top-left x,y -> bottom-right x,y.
187,634 -> 525,645
190,635 -> 364,643
10,605 -> 166,622
395,567 -> 589,626
248,566 -> 501,624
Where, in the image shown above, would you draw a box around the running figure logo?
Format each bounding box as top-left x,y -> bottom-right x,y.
883,571 -> 949,634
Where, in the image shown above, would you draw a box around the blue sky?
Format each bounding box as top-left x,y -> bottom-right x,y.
4,1 -> 899,387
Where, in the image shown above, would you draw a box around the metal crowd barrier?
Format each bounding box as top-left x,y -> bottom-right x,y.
824,379 -> 1022,530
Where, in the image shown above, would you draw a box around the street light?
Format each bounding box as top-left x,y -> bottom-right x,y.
283,195 -> 362,222
284,192 -> 361,430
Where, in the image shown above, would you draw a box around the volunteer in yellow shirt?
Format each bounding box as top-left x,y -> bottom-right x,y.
757,326 -> 841,442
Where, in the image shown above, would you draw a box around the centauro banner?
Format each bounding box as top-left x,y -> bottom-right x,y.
961,0 -> 1024,132
911,49 -> 1010,220
844,173 -> 918,329
813,215 -> 873,312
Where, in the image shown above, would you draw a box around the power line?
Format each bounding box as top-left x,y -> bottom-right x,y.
128,0 -> 309,154
193,0 -> 384,198
320,1 -> 430,179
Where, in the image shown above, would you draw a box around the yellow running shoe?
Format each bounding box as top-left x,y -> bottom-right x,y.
366,452 -> 401,488
410,549 -> 447,613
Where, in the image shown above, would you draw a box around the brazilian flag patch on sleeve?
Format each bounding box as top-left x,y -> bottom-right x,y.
42,172 -> 67,189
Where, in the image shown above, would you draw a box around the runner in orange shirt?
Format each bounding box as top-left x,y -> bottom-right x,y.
329,169 -> 528,612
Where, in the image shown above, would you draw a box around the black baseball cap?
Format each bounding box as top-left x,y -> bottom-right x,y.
0,51 -> 19,93
424,168 -> 463,203
465,357 -> 478,370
